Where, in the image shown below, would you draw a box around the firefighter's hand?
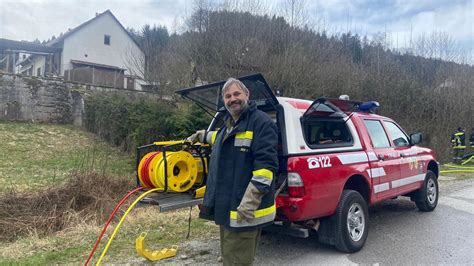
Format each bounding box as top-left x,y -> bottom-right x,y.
187,130 -> 205,143
237,208 -> 254,223
236,183 -> 263,223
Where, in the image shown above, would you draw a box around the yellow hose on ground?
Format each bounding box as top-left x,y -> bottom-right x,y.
439,156 -> 474,174
440,169 -> 474,173
444,164 -> 474,169
96,188 -> 163,265
441,159 -> 474,174
461,156 -> 474,165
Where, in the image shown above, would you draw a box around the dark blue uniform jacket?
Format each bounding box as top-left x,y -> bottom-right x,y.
199,101 -> 278,231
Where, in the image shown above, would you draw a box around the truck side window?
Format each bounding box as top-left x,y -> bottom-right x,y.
383,121 -> 409,147
303,119 -> 353,148
364,120 -> 390,148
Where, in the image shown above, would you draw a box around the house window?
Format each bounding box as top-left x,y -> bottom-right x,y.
37,67 -> 41,76
104,35 -> 111,45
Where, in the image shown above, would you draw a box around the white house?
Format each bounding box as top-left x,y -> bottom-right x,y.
17,10 -> 145,90
18,53 -> 47,76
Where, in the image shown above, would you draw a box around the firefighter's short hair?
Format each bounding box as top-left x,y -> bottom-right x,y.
221,78 -> 249,96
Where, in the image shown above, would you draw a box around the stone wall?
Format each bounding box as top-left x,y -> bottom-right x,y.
0,72 -> 159,126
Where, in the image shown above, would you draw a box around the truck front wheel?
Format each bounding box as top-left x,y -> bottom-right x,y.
334,190 -> 369,253
413,171 -> 438,212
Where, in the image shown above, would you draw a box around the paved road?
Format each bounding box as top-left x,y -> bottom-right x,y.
256,178 -> 474,265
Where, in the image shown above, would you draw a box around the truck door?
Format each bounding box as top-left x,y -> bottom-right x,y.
383,121 -> 425,194
363,119 -> 401,200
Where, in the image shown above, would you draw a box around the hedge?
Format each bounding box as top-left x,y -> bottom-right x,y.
84,93 -> 210,152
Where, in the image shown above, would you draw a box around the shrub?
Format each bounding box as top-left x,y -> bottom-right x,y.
0,172 -> 133,241
84,93 -> 210,151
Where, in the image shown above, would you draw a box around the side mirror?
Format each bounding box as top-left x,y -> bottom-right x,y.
409,133 -> 423,145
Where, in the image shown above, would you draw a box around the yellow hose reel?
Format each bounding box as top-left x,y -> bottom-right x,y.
137,150 -> 206,192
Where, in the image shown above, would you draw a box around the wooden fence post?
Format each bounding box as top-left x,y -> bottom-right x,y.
5,53 -> 10,73
92,67 -> 95,84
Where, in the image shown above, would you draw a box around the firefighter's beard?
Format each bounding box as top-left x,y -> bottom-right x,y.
225,99 -> 249,120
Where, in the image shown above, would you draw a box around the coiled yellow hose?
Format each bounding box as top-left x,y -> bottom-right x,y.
137,151 -> 204,192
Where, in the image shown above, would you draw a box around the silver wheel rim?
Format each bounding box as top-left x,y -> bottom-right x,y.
427,179 -> 437,204
347,203 -> 365,242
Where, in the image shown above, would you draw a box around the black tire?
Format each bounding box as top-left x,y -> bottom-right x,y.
334,190 -> 369,253
414,171 -> 438,212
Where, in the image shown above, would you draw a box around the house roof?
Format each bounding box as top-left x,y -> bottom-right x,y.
0,38 -> 61,53
48,10 -> 143,53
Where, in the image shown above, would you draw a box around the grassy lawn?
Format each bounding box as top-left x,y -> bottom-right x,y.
0,207 -> 218,265
0,121 -> 218,264
0,121 -> 133,192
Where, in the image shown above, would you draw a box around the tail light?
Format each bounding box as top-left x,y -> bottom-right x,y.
287,172 -> 305,197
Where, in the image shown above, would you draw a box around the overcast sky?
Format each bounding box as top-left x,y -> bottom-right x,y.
0,0 -> 472,58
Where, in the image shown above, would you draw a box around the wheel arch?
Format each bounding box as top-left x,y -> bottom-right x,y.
319,174 -> 371,250
427,160 -> 439,177
343,174 -> 371,203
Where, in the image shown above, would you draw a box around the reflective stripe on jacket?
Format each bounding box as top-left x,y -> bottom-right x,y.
199,101 -> 278,231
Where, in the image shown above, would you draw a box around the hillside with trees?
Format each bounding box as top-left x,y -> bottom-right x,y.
126,3 -> 473,162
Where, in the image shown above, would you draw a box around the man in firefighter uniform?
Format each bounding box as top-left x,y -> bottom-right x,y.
189,78 -> 278,265
451,127 -> 466,163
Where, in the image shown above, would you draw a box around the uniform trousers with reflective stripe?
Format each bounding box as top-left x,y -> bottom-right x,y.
220,226 -> 261,266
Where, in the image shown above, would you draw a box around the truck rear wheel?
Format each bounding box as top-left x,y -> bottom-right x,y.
414,171 -> 438,212
334,190 -> 369,253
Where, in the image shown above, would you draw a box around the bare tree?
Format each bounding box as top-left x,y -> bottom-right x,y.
221,0 -> 269,15
125,25 -> 170,96
278,0 -> 308,28
187,0 -> 214,33
412,31 -> 464,62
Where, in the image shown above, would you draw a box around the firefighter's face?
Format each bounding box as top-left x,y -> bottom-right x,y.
223,84 -> 249,117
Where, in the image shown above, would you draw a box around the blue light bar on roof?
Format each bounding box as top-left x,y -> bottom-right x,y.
359,101 -> 380,113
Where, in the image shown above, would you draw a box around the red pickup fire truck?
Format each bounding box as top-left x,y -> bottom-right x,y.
176,74 -> 439,253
